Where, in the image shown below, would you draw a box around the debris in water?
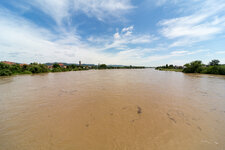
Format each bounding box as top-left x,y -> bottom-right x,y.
131,118 -> 140,123
197,126 -> 202,131
201,140 -> 210,143
122,107 -> 127,110
167,113 -> 176,123
201,140 -> 218,145
85,124 -> 89,127
186,122 -> 191,126
60,89 -> 77,96
169,117 -> 176,123
137,106 -> 142,114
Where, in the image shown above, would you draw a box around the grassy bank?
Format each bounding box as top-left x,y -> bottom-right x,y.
156,68 -> 183,72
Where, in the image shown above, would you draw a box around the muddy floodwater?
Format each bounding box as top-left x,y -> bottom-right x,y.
0,69 -> 225,150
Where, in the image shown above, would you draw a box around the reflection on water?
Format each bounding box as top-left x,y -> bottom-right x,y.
0,69 -> 225,150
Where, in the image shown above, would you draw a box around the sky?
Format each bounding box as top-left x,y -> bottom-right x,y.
0,0 -> 225,66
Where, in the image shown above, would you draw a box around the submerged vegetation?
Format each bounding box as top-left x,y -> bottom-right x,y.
156,59 -> 225,75
183,60 -> 225,75
155,64 -> 183,72
0,63 -> 48,76
0,61 -> 145,76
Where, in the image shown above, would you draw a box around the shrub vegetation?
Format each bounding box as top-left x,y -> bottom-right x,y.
0,62 -> 145,76
156,59 -> 225,75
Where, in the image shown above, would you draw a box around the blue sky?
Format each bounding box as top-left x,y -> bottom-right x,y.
0,0 -> 225,66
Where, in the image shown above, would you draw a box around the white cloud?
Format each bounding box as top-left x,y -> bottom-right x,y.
72,0 -> 134,21
122,26 -> 134,32
145,0 -> 179,7
130,35 -> 156,44
160,14 -> 222,39
0,8 -> 105,64
2,0 -> 223,66
103,26 -> 157,50
145,49 -> 209,63
24,0 -> 134,24
86,26 -> 157,52
155,0 -> 178,6
171,51 -> 188,55
0,9 -> 155,66
27,0 -> 70,25
159,0 -> 225,47
114,32 -> 121,39
215,51 -> 225,54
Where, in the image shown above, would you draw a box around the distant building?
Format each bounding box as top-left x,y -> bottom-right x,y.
20,64 -> 27,67
48,65 -> 53,69
1,61 -> 16,65
79,61 -> 81,66
1,61 -> 28,66
59,63 -> 64,67
59,63 -> 67,68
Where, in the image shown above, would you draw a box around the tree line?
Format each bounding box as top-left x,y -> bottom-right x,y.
156,59 -> 225,75
0,62 -> 145,76
0,63 -> 88,76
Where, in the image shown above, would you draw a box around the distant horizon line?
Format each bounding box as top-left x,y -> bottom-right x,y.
0,61 -> 147,67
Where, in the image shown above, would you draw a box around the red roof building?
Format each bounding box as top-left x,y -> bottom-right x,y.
1,61 -> 16,65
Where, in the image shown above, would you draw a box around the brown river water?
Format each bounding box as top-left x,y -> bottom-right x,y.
0,69 -> 225,150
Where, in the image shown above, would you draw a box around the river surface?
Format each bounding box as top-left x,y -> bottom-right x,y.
0,69 -> 225,150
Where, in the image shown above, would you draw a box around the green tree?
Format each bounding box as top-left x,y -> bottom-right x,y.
0,69 -> 12,76
99,64 -> 107,69
39,64 -> 48,72
52,68 -> 62,72
0,62 -> 11,69
169,64 -> 174,69
10,64 -> 22,73
218,65 -> 225,75
28,65 -> 41,73
71,64 -> 77,68
28,63 -> 48,73
183,60 -> 203,73
53,63 -> 60,68
209,59 -> 220,66
22,65 -> 28,71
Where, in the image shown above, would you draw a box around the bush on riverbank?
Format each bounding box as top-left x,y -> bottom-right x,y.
156,59 -> 225,75
155,64 -> 183,72
0,69 -> 12,76
183,59 -> 225,75
0,62 -> 49,76
28,63 -> 49,73
99,64 -> 107,69
0,62 -> 145,76
200,65 -> 225,75
0,63 -> 12,76
182,60 -> 203,73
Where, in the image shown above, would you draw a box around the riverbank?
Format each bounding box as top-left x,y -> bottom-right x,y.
155,59 -> 225,75
0,62 -> 145,76
156,68 -> 183,72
